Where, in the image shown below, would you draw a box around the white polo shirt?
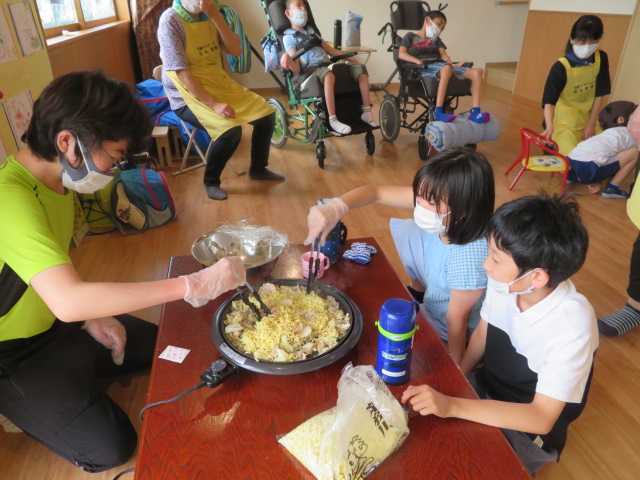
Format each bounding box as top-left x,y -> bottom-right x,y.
480,280 -> 598,403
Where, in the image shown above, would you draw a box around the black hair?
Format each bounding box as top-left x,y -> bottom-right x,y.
489,192 -> 589,288
564,15 -> 603,54
412,148 -> 495,245
23,70 -> 152,161
427,10 -> 447,24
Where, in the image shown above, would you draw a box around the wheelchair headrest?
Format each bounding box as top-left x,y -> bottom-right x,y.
267,0 -> 322,37
390,0 -> 431,31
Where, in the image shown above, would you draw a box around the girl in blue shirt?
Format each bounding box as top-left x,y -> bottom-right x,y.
306,148 -> 495,364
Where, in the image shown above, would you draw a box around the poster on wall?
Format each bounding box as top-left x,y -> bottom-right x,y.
8,2 -> 42,56
0,135 -> 7,161
2,89 -> 33,150
0,6 -> 19,64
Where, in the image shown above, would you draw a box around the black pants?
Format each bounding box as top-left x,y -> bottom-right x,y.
0,315 -> 157,472
174,106 -> 275,186
627,232 -> 640,301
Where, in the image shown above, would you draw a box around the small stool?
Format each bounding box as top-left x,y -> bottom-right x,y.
152,126 -> 171,168
169,126 -> 183,160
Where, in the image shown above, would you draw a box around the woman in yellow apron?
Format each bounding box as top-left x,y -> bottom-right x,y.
541,15 -> 611,155
599,106 -> 640,336
158,0 -> 283,200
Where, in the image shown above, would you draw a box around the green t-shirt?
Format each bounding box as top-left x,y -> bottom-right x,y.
0,156 -> 73,341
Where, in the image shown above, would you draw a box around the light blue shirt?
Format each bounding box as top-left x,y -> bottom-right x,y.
282,26 -> 330,73
390,218 -> 489,341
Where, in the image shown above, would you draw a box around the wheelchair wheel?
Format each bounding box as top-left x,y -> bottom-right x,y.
316,141 -> 326,169
379,96 -> 401,142
365,131 -> 375,156
418,135 -> 429,161
267,99 -> 288,148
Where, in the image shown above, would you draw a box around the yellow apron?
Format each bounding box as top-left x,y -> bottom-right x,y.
552,51 -> 603,155
165,18 -> 273,140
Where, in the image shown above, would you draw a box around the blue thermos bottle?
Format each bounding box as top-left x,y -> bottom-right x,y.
375,299 -> 419,385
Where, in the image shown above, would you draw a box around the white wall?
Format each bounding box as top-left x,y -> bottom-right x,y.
530,0 -> 637,15
224,0 -> 529,88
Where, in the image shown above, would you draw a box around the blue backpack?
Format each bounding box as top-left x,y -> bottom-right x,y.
110,168 -> 176,234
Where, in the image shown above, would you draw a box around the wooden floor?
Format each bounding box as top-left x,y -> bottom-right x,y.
1,84 -> 639,479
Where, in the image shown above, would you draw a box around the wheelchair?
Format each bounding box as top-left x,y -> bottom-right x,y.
261,0 -> 378,168
376,1 -> 473,160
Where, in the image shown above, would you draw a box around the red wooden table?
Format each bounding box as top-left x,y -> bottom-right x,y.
135,238 -> 530,479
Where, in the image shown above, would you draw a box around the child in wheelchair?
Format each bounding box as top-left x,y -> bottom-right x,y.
398,10 -> 490,124
280,0 -> 377,135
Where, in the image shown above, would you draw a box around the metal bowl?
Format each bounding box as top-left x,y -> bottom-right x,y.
192,224 -> 288,269
212,279 -> 363,375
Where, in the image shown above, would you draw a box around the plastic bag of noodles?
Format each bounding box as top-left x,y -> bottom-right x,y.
278,363 -> 409,479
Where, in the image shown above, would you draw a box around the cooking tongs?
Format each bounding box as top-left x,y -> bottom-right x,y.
306,238 -> 321,294
236,282 -> 271,321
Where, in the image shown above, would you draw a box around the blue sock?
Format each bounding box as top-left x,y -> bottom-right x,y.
434,106 -> 455,122
469,107 -> 490,124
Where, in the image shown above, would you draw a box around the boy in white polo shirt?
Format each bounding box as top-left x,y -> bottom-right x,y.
402,193 -> 598,476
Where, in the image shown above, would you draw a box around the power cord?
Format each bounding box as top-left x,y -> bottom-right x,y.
112,467 -> 135,480
138,359 -> 238,421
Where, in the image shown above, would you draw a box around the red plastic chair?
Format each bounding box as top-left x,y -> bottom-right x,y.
505,128 -> 570,193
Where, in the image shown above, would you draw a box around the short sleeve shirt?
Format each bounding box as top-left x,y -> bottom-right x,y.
567,126 -> 638,165
0,156 -> 74,340
479,280 -> 598,403
282,26 -> 330,72
158,9 -> 190,110
400,32 -> 446,59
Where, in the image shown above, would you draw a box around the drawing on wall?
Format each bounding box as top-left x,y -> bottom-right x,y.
0,6 -> 19,64
2,90 -> 33,150
8,2 -> 42,56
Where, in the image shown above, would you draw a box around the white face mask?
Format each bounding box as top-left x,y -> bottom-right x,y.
426,22 -> 441,40
290,9 -> 308,27
59,137 -> 115,194
182,0 -> 201,15
487,269 -> 540,296
414,203 -> 450,234
572,42 -> 599,60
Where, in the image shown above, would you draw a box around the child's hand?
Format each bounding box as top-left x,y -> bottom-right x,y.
453,60 -> 467,67
280,52 -> 293,71
582,124 -> 596,140
401,384 -> 451,418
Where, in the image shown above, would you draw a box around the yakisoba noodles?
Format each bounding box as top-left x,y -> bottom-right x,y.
223,283 -> 351,362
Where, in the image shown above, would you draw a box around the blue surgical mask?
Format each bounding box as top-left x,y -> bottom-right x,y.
291,9 -> 308,27
59,136 -> 115,194
414,204 -> 450,234
487,269 -> 540,296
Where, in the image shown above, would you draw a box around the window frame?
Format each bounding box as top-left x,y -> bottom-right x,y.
37,0 -> 118,39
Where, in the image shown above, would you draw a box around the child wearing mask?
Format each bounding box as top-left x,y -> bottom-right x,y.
541,15 -> 611,155
305,148 -> 495,364
402,193 -> 597,477
281,0 -> 377,135
398,10 -> 490,124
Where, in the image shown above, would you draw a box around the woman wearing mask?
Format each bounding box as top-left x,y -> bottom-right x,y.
541,15 -> 611,155
157,0 -> 283,201
0,71 -> 245,472
305,148 -> 495,365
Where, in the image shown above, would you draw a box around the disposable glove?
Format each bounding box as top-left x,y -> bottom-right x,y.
83,317 -> 126,365
182,256 -> 245,307
304,198 -> 349,245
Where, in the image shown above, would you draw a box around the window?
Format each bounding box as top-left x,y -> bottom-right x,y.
35,0 -> 117,38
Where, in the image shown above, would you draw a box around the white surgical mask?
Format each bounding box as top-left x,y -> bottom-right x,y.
572,42 -> 599,60
414,203 -> 450,234
290,9 -> 308,27
426,22 -> 441,40
181,0 -> 201,15
59,137 -> 115,194
487,269 -> 540,296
